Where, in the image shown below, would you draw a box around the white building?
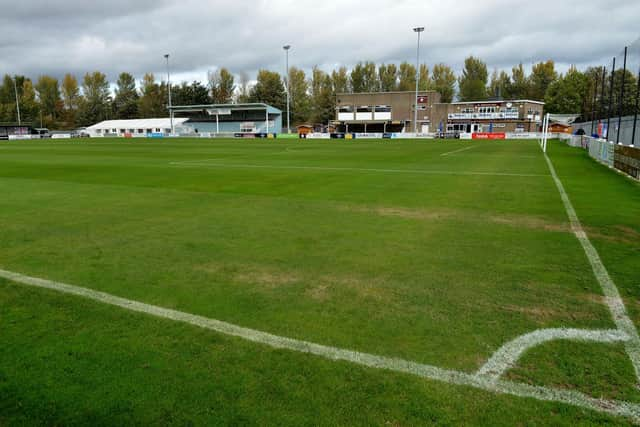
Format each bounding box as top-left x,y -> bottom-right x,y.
86,118 -> 189,138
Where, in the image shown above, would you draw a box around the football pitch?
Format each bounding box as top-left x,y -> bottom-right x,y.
1,138 -> 639,425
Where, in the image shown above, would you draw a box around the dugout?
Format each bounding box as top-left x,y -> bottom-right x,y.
0,123 -> 36,140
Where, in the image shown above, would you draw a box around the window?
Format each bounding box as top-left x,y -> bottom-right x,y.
155,128 -> 161,132
461,107 -> 474,114
447,123 -> 467,132
96,129 -> 102,134
356,106 -> 372,113
338,106 -> 354,113
240,122 -> 255,132
164,129 -> 171,134
128,129 -> 134,133
478,106 -> 497,114
375,105 -> 391,113
137,129 -> 144,134
119,129 -> 125,133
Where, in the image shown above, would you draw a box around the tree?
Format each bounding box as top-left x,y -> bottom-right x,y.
431,63 -> 456,103
20,79 -> 39,124
331,66 -> 349,93
61,74 -> 81,127
507,63 -> 530,100
582,66 -> 605,121
488,69 -> 500,98
397,62 -> 416,91
35,75 -> 61,126
350,62 -> 377,92
378,64 -> 398,91
137,73 -> 166,118
544,66 -> 588,114
418,64 -> 430,90
78,71 -> 111,125
209,68 -> 235,104
349,62 -> 364,93
458,56 -> 488,101
611,68 -> 638,118
310,67 -> 335,124
249,70 -> 285,111
236,72 -> 251,103
529,60 -> 557,101
287,66 -> 310,125
488,69 -> 511,99
0,75 -> 38,124
173,81 -> 210,106
0,75 -> 19,122
113,72 -> 139,119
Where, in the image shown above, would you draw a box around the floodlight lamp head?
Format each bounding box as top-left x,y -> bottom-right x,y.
164,54 -> 170,58
283,45 -> 291,50
413,27 -> 425,33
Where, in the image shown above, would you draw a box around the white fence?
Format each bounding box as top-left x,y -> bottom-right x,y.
587,138 -> 615,167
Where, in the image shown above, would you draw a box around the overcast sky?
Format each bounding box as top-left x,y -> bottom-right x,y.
1,0 -> 638,86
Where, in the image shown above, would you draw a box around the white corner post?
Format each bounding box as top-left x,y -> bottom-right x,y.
283,45 -> 291,134
216,113 -> 219,134
13,76 -> 21,126
164,54 -> 174,136
542,113 -> 550,153
539,114 -> 546,150
266,107 -> 269,134
413,26 -> 425,134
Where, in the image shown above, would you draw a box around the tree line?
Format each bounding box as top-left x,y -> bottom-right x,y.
1,56 -> 637,129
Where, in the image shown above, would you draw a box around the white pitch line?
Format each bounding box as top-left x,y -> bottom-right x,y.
1,268 -> 640,423
168,161 -> 546,178
440,145 -> 476,157
477,328 -> 629,380
544,152 -> 640,384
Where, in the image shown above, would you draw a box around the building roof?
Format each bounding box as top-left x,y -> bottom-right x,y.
450,99 -> 545,105
87,118 -> 189,130
336,90 -> 436,96
169,103 -> 282,114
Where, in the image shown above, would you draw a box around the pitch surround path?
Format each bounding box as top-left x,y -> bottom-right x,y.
2,151 -> 640,423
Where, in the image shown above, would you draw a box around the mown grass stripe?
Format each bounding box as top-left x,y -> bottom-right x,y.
544,152 -> 640,384
1,267 -> 640,423
169,161 -> 546,177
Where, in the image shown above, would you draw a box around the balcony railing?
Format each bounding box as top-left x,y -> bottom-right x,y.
447,112 -> 520,120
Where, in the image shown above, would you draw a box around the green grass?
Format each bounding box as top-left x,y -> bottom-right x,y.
0,137 -> 639,425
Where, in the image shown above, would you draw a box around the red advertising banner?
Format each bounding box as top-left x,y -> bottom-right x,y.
417,96 -> 428,104
472,132 -> 506,140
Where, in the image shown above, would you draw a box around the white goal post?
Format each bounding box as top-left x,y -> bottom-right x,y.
539,113 -> 550,153
540,113 -> 581,153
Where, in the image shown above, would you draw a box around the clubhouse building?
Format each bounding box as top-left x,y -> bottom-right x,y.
334,91 -> 544,134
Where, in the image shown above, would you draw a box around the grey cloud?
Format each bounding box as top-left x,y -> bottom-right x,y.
0,0 -> 638,86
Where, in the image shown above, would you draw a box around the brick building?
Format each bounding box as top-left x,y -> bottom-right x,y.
334,91 -> 441,133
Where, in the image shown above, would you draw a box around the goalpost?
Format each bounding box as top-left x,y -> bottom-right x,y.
539,113 -> 550,153
539,113 -> 581,153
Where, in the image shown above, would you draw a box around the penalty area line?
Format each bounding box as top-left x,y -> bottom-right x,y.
1,267 -> 640,423
168,161 -> 546,177
440,145 -> 477,157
